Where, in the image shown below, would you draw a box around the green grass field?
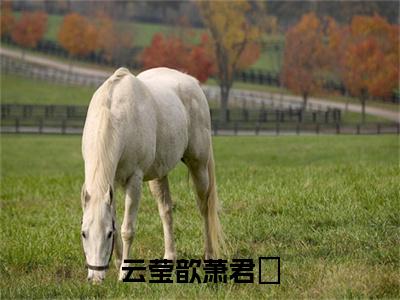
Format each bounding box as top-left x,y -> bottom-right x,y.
1,134 -> 399,298
1,74 -> 96,105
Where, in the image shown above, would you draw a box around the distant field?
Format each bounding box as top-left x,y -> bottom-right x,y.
1,74 -> 95,105
1,134 -> 399,298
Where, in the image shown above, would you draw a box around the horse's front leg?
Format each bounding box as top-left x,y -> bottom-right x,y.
113,217 -> 123,270
148,176 -> 177,261
118,173 -> 142,281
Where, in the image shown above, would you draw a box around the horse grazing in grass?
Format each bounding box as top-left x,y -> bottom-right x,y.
81,67 -> 223,283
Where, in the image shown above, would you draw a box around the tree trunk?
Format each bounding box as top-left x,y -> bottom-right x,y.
360,89 -> 367,124
21,48 -> 26,61
68,53 -> 73,74
361,97 -> 366,124
219,84 -> 230,124
302,92 -> 308,111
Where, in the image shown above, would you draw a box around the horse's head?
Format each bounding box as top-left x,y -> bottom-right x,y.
81,184 -> 115,284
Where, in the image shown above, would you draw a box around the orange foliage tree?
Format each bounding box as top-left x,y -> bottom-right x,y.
328,14 -> 399,122
1,0 -> 14,38
11,11 -> 48,56
281,12 -> 327,109
141,33 -> 215,83
95,11 -> 132,64
58,13 -> 98,59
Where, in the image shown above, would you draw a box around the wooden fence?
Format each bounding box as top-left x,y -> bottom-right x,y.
1,104 -> 398,136
1,55 -> 107,87
2,120 -> 399,136
1,104 -> 341,125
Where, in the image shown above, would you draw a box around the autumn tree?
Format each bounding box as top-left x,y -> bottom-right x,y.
281,12 -> 327,110
94,11 -> 133,65
141,32 -> 215,83
1,0 -> 14,38
328,14 -> 399,122
11,11 -> 48,58
58,13 -> 98,61
197,0 -> 261,123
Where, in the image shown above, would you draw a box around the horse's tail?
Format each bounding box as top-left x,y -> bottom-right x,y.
105,67 -> 131,107
207,144 -> 225,257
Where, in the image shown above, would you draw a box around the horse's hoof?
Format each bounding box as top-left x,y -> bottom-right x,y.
92,278 -> 103,285
118,270 -> 127,281
115,259 -> 122,270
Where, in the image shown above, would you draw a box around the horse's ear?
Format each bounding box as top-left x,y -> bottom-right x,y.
81,183 -> 90,209
105,185 -> 113,206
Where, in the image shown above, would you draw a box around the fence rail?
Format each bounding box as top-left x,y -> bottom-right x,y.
1,121 -> 399,136
1,104 -> 398,136
1,104 -> 342,125
1,54 -> 107,87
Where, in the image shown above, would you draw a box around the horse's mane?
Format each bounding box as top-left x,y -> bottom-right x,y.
83,68 -> 130,198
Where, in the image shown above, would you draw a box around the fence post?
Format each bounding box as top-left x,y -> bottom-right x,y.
1,104 -> 8,119
336,123 -> 340,134
39,118 -> 43,134
213,122 -> 218,136
316,123 -> 320,135
260,106 -> 266,122
299,110 -> 303,123
397,123 -> 400,135
275,121 -> 280,136
377,123 -> 381,134
15,118 -> 19,133
255,123 -> 260,135
357,124 -> 360,135
243,109 -> 248,122
234,122 -> 238,135
62,120 -> 66,134
296,123 -> 300,135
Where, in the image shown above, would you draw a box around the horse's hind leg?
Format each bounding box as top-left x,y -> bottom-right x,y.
148,176 -> 177,261
185,159 -> 219,259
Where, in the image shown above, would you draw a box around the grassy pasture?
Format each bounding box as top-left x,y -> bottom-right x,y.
1,74 -> 95,105
0,134 -> 399,298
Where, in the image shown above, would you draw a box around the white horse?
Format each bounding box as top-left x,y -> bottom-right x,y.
81,67 -> 223,283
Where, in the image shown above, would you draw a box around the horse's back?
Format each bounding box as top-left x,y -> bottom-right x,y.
138,68 -> 212,164
136,68 -> 200,180
137,68 -> 210,126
